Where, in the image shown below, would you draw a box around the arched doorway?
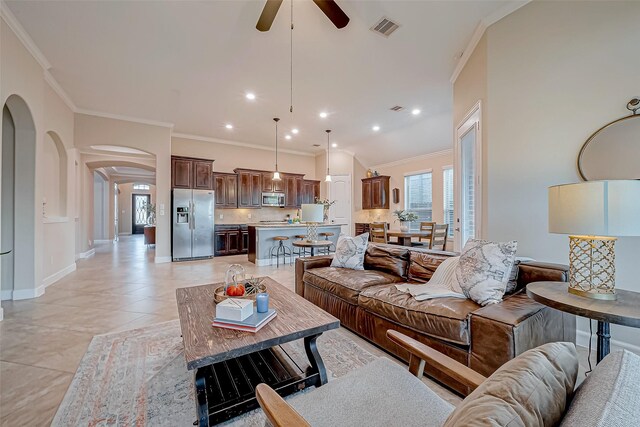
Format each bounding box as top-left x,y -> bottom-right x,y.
2,95 -> 37,300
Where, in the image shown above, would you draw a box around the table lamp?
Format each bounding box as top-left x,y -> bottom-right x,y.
301,204 -> 324,242
548,180 -> 640,300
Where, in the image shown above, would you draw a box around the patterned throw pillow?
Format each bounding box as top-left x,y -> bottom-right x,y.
455,239 -> 518,306
330,233 -> 369,270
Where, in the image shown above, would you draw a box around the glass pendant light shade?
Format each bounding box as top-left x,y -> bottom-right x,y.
273,118 -> 281,180
273,171 -> 281,181
325,174 -> 332,182
325,129 -> 332,182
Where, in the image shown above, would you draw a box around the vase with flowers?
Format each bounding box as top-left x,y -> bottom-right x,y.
393,210 -> 418,232
315,197 -> 336,222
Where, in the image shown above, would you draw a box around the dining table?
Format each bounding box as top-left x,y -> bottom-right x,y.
386,230 -> 431,247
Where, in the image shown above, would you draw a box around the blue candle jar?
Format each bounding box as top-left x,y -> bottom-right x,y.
256,293 -> 269,313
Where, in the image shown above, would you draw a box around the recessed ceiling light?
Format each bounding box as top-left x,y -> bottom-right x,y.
411,109 -> 421,115
332,143 -> 338,148
225,124 -> 233,129
245,92 -> 256,100
291,128 -> 299,134
285,134 -> 292,140
372,125 -> 380,132
319,112 -> 328,118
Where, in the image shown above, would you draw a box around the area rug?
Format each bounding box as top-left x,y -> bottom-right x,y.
52,320 -> 377,426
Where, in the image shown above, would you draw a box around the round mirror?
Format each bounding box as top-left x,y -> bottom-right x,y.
578,107 -> 640,181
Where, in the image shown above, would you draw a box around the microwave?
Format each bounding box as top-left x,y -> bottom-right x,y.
262,192 -> 285,207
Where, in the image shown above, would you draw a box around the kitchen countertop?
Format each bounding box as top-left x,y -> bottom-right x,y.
249,223 -> 345,228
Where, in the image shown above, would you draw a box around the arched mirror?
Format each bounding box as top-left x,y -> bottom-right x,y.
578,98 -> 640,181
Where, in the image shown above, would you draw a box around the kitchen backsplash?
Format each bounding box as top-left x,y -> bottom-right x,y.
216,207 -> 300,224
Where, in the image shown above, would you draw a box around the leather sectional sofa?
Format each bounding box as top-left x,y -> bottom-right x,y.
295,243 -> 575,395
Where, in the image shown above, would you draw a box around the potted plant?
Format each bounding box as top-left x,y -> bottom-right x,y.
393,210 -> 418,232
315,197 -> 336,222
144,201 -> 156,225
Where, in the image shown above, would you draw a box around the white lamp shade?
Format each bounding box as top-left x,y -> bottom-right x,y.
548,180 -> 640,237
301,204 -> 324,223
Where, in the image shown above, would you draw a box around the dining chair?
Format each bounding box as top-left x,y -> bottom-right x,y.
413,221 -> 435,248
431,224 -> 449,251
369,222 -> 388,244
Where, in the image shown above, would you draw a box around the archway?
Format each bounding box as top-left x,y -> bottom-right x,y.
43,131 -> 68,217
2,95 -> 37,300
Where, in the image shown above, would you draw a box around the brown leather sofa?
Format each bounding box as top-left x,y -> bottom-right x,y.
295,243 -> 575,395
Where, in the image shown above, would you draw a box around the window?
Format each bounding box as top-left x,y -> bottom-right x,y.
443,167 -> 454,237
404,171 -> 432,231
133,184 -> 150,191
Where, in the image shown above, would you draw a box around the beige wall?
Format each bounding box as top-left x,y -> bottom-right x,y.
455,1 -> 640,349
172,136 -> 316,177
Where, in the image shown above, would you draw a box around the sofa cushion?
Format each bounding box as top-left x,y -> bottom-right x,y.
358,284 -> 480,345
444,342 -> 578,427
560,350 -> 640,427
364,243 -> 410,278
303,267 -> 403,305
407,250 -> 457,283
288,357 -> 454,427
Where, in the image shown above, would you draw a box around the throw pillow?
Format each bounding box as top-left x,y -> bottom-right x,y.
330,233 -> 369,270
455,239 -> 517,306
444,342 -> 578,427
428,256 -> 464,294
504,260 -> 521,294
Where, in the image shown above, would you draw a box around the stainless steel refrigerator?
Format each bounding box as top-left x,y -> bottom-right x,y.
172,189 -> 215,261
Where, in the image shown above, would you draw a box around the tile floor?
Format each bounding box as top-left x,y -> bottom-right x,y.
0,235 -> 596,426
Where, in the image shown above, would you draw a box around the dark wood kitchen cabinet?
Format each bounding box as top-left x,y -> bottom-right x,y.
171,156 -> 213,190
213,173 -> 238,209
235,169 -> 263,208
300,179 -> 320,205
362,176 -> 390,209
214,224 -> 248,256
262,172 -> 285,193
284,174 -> 304,208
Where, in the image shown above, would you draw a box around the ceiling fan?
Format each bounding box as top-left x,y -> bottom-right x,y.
256,0 -> 350,32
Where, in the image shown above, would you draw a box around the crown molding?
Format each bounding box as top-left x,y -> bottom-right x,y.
172,132 -> 315,157
76,108 -> 174,128
1,1 -> 51,70
370,148 -> 453,170
450,0 -> 531,84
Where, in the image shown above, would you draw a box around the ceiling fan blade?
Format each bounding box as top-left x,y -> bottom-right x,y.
312,0 -> 350,29
256,0 -> 283,32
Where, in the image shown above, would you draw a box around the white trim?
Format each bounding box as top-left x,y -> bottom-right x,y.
1,290 -> 13,300
118,232 -> 132,236
442,164 -> 453,170
76,248 -> 95,260
370,149 -> 453,170
93,239 -> 111,244
76,109 -> 174,128
0,307 -> 3,321
154,256 -> 172,264
12,285 -> 45,300
403,168 -> 433,177
450,1 -> 531,83
43,216 -> 70,224
172,133 -> 315,157
44,71 -> 76,112
42,263 -> 76,288
0,2 -> 51,70
577,330 -> 640,355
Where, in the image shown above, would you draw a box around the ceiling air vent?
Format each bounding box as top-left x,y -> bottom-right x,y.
370,17 -> 400,37
389,105 -> 404,112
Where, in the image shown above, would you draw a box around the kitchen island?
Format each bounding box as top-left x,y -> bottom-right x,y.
248,223 -> 342,266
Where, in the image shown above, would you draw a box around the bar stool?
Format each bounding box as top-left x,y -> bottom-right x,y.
292,234 -> 309,258
318,232 -> 336,255
270,236 -> 292,267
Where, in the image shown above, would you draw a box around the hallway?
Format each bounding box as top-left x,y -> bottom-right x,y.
0,235 -> 297,425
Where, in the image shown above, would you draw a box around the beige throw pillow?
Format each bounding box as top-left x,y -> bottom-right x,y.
455,239 -> 517,305
428,256 -> 463,294
444,342 -> 578,427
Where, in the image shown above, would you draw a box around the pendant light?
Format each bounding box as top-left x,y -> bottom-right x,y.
273,118 -> 282,181
325,129 -> 332,182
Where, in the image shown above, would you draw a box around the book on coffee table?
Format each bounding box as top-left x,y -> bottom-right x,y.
212,308 -> 277,333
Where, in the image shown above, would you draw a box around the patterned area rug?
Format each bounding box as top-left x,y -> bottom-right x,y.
52,320 -> 377,426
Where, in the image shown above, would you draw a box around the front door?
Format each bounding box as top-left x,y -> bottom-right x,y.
132,194 -> 150,234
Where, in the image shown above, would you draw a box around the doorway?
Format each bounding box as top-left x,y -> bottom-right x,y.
327,174 -> 352,235
132,194 -> 150,234
455,102 -> 482,251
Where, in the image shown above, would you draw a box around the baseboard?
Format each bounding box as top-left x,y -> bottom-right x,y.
12,285 -> 45,300
118,232 -> 132,236
154,256 -> 171,264
0,307 -> 3,321
42,263 -> 76,288
254,258 -> 296,267
0,289 -> 13,300
576,329 -> 640,355
94,239 -> 112,243
76,248 -> 95,260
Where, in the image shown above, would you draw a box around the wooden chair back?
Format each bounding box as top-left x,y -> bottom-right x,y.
369,222 -> 388,244
418,222 -> 436,246
431,224 -> 449,251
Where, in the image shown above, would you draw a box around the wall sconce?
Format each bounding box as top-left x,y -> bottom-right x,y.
392,188 -> 400,204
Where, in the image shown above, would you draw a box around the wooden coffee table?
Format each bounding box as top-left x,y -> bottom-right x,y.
176,277 -> 339,426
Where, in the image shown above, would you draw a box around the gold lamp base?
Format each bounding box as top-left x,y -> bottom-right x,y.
568,235 -> 617,300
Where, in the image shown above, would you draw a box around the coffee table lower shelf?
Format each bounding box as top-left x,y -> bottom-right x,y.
194,334 -> 327,426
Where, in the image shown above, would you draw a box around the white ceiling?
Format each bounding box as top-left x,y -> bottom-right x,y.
6,0 -> 513,165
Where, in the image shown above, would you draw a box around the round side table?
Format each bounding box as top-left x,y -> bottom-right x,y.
292,240 -> 332,257
527,281 -> 640,363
